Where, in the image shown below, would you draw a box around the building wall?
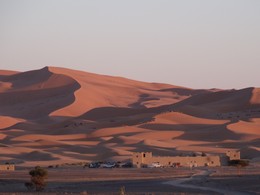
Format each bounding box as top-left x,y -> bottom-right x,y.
0,164 -> 15,171
132,152 -> 221,168
132,152 -> 152,168
226,151 -> 240,160
148,156 -> 221,167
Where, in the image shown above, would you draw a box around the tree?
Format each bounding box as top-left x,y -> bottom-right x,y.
28,166 -> 48,191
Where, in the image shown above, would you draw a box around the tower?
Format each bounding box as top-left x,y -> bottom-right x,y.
132,152 -> 152,168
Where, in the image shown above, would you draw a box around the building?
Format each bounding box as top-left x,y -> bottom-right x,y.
0,164 -> 15,171
226,150 -> 240,160
132,151 -> 240,168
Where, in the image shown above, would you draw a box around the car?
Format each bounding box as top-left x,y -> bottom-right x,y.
100,162 -> 116,168
121,162 -> 133,168
148,162 -> 162,168
89,162 -> 100,168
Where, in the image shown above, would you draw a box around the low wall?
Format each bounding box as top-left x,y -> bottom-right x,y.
144,155 -> 221,167
0,164 -> 15,171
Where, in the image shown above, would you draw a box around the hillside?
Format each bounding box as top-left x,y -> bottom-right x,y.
0,67 -> 259,166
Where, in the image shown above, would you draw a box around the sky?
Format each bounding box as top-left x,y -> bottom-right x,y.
0,0 -> 259,89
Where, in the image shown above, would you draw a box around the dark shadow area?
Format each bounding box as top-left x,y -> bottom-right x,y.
5,151 -> 60,162
80,106 -> 166,121
166,87 -> 260,119
175,123 -> 246,142
128,93 -> 160,108
0,82 -> 80,119
158,87 -> 212,96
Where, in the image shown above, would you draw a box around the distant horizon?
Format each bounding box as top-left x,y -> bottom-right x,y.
1,0 -> 259,89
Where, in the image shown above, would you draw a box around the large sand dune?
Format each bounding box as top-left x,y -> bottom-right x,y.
0,67 -> 259,166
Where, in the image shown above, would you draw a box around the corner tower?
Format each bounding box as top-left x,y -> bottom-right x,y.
132,152 -> 152,168
226,150 -> 240,160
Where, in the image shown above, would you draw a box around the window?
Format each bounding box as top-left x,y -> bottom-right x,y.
143,153 -> 146,158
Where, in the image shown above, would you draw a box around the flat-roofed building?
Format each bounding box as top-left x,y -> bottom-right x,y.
226,150 -> 240,160
132,151 -> 239,168
0,164 -> 15,171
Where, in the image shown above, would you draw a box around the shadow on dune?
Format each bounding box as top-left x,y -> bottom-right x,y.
1,67 -> 52,89
139,121 -> 246,142
6,150 -> 60,162
0,67 -> 81,119
175,123 -> 246,142
158,87 -> 212,96
131,140 -> 178,156
139,123 -> 214,131
0,84 -> 80,119
128,94 -> 160,108
79,106 -> 166,121
168,87 -> 260,118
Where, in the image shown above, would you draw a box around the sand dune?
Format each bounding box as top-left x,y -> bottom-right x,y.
0,70 -> 18,82
227,119 -> 260,135
0,67 -> 259,166
0,67 -> 80,119
154,112 -> 229,125
48,66 -> 186,117
11,134 -> 87,142
175,87 -> 260,113
250,88 -> 260,104
0,116 -> 24,129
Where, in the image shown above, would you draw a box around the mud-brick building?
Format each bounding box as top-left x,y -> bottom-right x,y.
132,151 -> 240,168
226,150 -> 240,160
0,164 -> 15,171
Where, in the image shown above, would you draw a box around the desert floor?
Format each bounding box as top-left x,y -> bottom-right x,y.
0,165 -> 259,195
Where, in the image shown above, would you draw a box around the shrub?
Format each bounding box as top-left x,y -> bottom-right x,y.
228,160 -> 249,167
28,166 -> 48,191
228,159 -> 249,176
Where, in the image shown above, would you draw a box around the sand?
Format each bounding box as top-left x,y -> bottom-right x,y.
0,66 -> 259,167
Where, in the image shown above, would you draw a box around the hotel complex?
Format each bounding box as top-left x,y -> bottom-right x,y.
132,151 -> 240,168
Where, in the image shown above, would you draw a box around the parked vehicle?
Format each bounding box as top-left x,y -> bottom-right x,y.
121,162 -> 133,168
89,162 -> 100,168
171,162 -> 181,168
148,162 -> 162,168
101,162 -> 116,168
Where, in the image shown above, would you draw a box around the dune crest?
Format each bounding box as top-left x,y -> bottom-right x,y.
0,116 -> 24,129
48,66 -> 186,117
0,67 -> 80,119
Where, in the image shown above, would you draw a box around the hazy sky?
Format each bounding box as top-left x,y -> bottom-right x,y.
1,0 -> 259,89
